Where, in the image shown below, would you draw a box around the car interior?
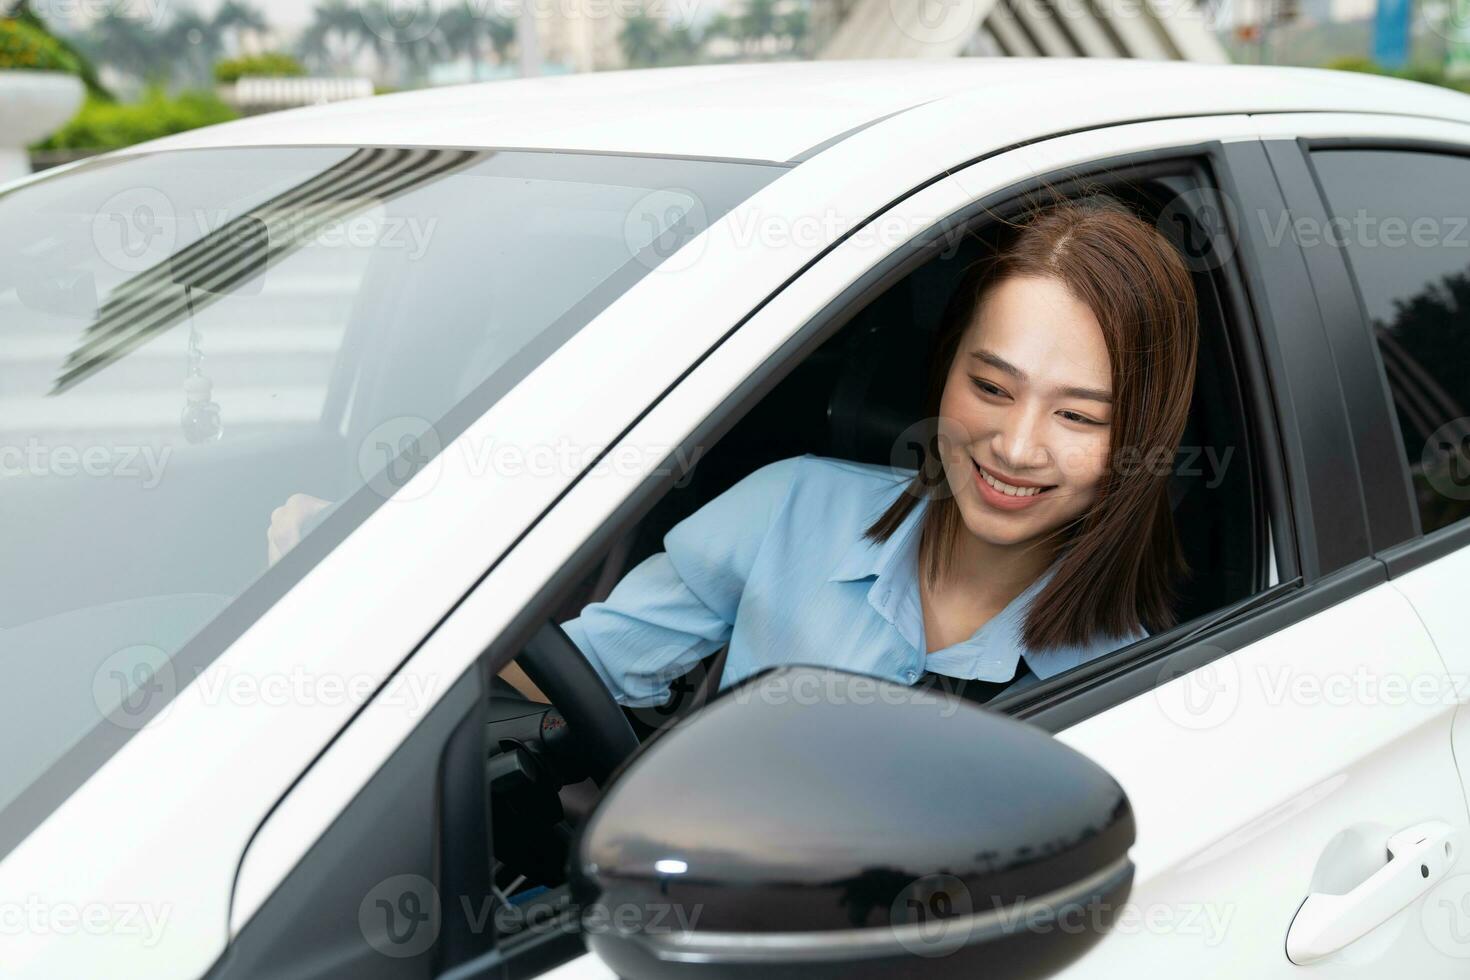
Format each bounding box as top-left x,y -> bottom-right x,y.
480,166 -> 1270,917
527,169 -> 1263,730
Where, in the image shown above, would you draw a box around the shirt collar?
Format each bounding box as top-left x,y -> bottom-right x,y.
827,486 -> 926,586
826,492 -> 1085,682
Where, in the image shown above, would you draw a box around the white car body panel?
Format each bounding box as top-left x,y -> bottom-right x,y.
114,59 -> 1470,163
1051,584 -> 1469,975
3,59 -> 1469,979
1393,551 -> 1470,875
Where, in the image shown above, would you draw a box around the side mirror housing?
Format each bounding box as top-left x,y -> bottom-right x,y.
573,666 -> 1134,979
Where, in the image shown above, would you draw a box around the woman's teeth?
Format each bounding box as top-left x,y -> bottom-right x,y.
979,468 -> 1047,497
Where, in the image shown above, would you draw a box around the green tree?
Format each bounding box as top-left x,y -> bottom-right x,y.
619,9 -> 663,67
438,1 -> 515,77
213,0 -> 269,57
387,21 -> 444,84
86,7 -> 159,83
163,6 -> 223,87
484,12 -> 516,63
780,2 -> 809,51
299,0 -> 371,75
662,21 -> 701,63
738,0 -> 779,51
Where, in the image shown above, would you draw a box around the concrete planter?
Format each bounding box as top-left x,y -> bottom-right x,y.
0,70 -> 84,183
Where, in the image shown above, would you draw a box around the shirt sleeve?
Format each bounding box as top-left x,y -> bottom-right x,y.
558,456 -> 804,706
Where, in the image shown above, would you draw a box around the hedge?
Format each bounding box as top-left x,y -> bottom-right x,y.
32,87 -> 239,152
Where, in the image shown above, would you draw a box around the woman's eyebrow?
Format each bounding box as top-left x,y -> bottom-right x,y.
969,349 -> 1113,403
970,349 -> 1025,378
1058,385 -> 1114,404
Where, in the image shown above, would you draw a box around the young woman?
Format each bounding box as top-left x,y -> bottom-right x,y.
268,191 -> 1199,707
552,191 -> 1199,706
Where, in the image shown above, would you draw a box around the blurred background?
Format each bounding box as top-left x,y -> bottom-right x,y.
1,0 -> 1468,176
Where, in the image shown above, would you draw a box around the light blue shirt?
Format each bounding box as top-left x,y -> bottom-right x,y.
560,453 -> 1145,707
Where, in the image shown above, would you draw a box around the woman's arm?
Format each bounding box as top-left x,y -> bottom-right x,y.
556,456 -> 803,707
264,456 -> 804,708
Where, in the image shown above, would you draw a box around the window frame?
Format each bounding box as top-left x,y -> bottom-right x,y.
473,136 -> 1346,741
463,134 -> 1346,975
1292,134 -> 1470,578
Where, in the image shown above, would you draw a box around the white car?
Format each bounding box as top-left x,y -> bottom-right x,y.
3,57 -> 1470,980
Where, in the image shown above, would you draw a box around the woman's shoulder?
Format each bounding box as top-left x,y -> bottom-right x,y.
696,454 -> 916,536
730,453 -> 915,492
794,453 -> 917,482
767,454 -> 919,528
736,453 -> 911,508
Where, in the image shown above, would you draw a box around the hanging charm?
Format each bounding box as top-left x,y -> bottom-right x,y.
180,286 -> 223,444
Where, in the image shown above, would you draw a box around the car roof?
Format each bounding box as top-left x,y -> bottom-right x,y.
125,57 -> 1470,163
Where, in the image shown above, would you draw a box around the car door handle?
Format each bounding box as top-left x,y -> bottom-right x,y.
1286,820 -> 1462,964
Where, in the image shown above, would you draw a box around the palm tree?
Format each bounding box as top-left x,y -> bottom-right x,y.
701,11 -> 735,52
436,2 -> 517,77
352,0 -> 398,79
163,6 -> 223,86
388,22 -> 445,84
436,2 -> 491,78
779,1 -> 809,52
213,0 -> 269,57
738,0 -> 780,53
619,10 -> 663,67
87,7 -> 159,83
661,22 -> 701,64
484,13 -> 516,64
299,0 -> 379,75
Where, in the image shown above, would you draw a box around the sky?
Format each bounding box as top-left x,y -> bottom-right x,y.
44,0 -> 727,33
238,0 -> 315,29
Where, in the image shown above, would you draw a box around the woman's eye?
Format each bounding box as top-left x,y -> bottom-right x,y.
971,377 -> 1006,397
1058,410 -> 1105,425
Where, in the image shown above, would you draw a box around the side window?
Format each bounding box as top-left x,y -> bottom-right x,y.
475,164 -> 1276,973
1312,149 -> 1470,534
546,165 -> 1268,709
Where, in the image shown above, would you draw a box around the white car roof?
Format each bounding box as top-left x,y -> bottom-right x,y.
126,57 -> 1470,163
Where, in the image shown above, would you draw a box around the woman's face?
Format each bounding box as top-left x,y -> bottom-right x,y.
935,274 -> 1114,550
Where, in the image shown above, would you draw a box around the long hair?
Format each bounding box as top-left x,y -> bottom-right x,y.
864,191 -> 1199,650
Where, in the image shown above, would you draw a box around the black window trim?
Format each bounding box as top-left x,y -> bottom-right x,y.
1294,134 -> 1470,578
1008,137 -> 1380,726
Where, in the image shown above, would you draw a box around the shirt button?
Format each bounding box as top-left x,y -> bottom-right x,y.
903,669 -> 919,683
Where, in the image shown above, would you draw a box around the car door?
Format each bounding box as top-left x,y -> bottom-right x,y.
1269,114 -> 1470,962
460,117 -> 1467,978
214,115 -> 1467,980
1030,121 -> 1470,977
514,119 -> 1458,975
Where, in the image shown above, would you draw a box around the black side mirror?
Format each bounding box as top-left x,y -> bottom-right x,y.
572,666 -> 1134,980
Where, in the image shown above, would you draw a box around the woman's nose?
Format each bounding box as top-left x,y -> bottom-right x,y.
991,407 -> 1050,471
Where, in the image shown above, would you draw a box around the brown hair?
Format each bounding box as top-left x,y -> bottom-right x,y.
865,190 -> 1199,650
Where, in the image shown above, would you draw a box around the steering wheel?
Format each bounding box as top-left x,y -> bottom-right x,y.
485,621 -> 639,886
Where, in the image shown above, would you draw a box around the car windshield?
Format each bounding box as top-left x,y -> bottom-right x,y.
0,145 -> 783,848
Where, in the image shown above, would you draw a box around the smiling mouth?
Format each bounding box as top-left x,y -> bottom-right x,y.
973,459 -> 1056,498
